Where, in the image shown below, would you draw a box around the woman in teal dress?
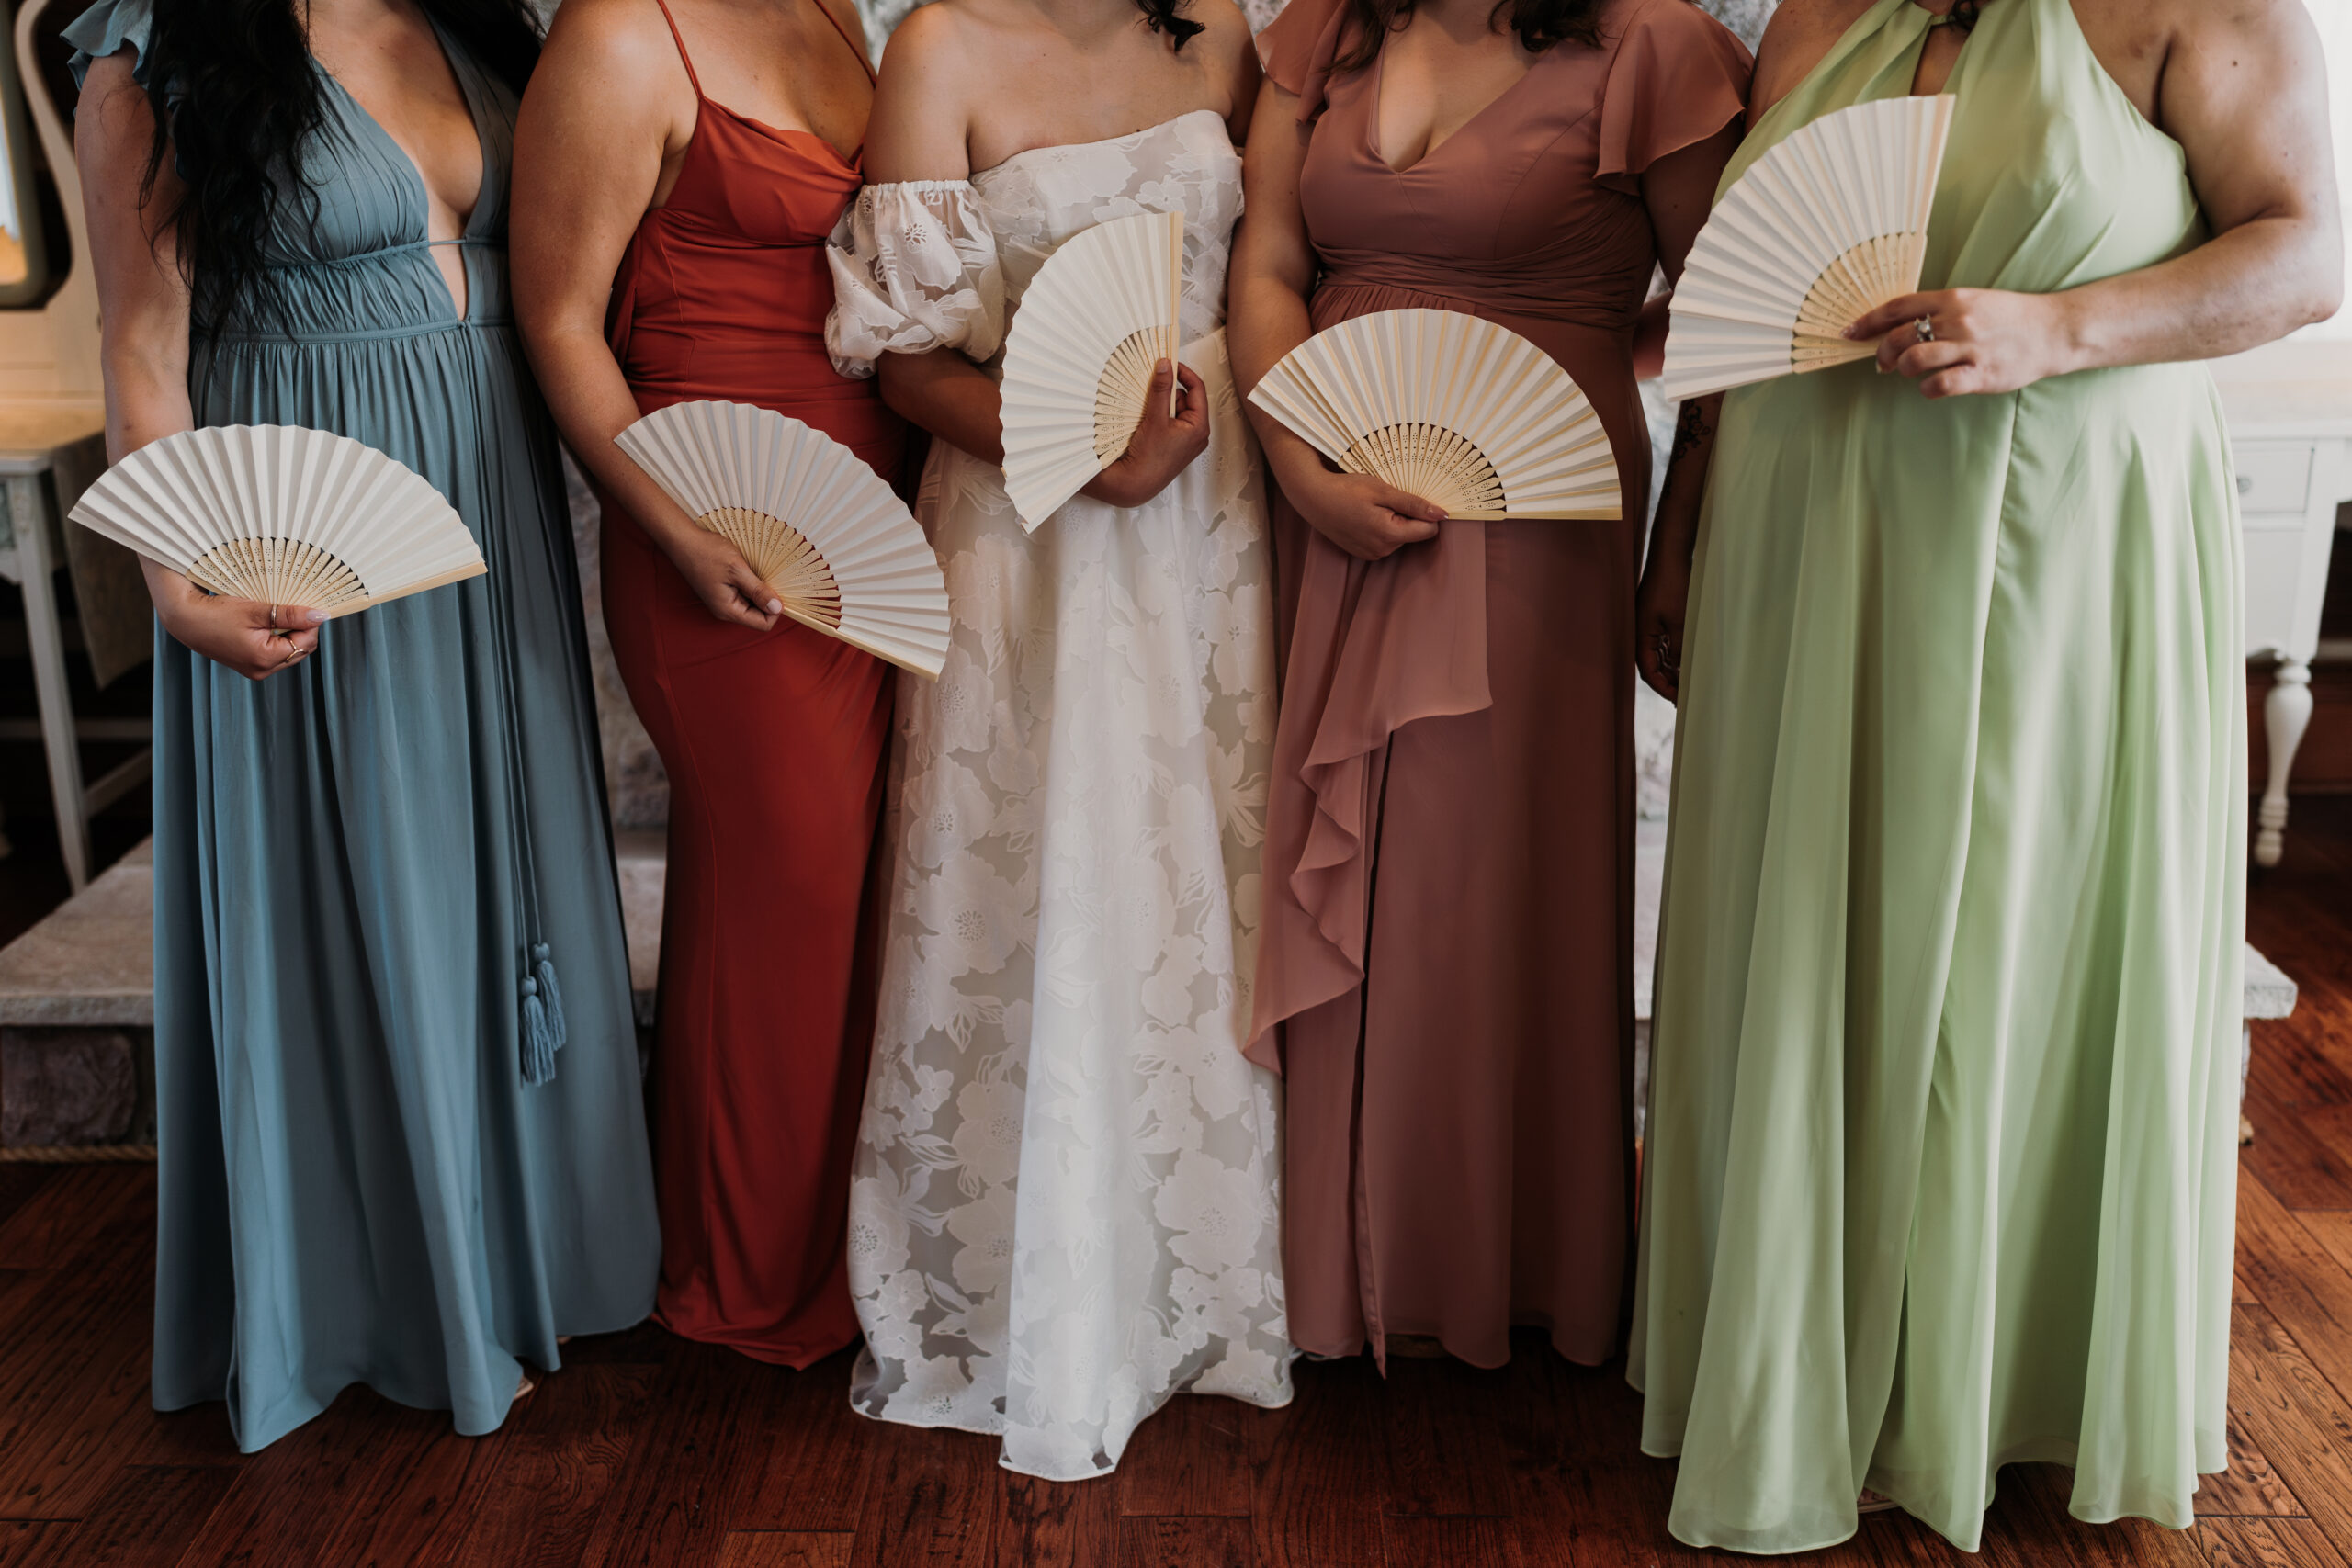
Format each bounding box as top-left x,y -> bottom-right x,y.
1631,0 -> 2341,1551
72,0 -> 660,1451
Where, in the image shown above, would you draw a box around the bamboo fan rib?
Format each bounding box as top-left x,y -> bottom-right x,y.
615,400 -> 950,679
999,209 -> 1185,531
1248,308 -> 1621,521
1660,95 -> 1957,402
67,425 -> 483,616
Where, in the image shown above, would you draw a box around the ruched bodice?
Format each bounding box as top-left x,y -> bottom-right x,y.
609,11 -> 893,455
62,0 -> 660,1453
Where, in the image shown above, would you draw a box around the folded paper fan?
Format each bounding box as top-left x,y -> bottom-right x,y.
616,400 -> 950,679
68,424 -> 483,616
999,209 -> 1184,530
1248,308 -> 1621,520
1661,95 -> 1957,402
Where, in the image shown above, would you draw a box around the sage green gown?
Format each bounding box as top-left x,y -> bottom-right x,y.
1630,0 -> 2245,1552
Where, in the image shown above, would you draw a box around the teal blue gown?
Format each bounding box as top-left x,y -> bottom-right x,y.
68,0 -> 661,1451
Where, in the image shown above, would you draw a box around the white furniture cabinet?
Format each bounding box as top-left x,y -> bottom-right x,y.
2212,341 -> 2352,869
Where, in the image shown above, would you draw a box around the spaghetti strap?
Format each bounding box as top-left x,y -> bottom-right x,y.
650,0 -> 706,98
811,0 -> 876,84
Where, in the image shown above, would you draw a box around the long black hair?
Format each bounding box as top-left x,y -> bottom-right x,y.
1137,0 -> 1205,50
139,0 -> 543,329
1330,0 -> 1606,71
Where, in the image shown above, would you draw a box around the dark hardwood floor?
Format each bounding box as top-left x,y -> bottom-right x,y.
1,800 -> 2348,1567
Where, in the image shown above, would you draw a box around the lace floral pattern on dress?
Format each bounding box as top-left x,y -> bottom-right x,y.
826,109 -> 1293,1482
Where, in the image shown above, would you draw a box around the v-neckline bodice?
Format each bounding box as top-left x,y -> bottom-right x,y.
1366,37 -> 1542,175
313,16 -> 493,318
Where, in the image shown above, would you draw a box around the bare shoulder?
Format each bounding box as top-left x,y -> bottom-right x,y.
1187,0 -> 1258,104
876,0 -> 980,81
811,0 -> 877,59
1186,0 -> 1254,59
536,0 -> 695,103
1749,0 -> 1870,117
2073,0 -> 2324,130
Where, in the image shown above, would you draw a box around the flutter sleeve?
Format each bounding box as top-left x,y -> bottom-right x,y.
1594,0 -> 1754,196
63,0 -> 153,87
825,180 -> 1007,379
1255,0 -> 1354,121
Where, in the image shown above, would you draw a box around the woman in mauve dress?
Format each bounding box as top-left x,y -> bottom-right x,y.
1227,0 -> 1748,1368
514,0 -> 899,1366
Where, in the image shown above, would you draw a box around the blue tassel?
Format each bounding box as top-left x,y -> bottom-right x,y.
532,942 -> 567,1054
521,975 -> 557,1086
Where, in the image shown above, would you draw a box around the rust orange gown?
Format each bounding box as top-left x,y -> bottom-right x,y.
599,0 -> 904,1366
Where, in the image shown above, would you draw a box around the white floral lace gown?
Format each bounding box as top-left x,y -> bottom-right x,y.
826,108 -> 1292,1481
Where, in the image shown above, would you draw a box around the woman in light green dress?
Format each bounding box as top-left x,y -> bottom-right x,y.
1629,0 -> 2342,1551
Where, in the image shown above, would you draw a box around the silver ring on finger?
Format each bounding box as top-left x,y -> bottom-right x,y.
1913,315 -> 1936,344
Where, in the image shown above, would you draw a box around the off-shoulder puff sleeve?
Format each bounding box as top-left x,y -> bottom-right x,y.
1594,0 -> 1753,196
63,0 -> 153,88
825,181 -> 1007,380
1255,0 -> 1354,121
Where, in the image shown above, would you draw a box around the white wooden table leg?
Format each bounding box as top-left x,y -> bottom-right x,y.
12,473 -> 88,890
2256,656 -> 2312,870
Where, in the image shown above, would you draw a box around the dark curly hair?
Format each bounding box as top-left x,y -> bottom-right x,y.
1136,0 -> 1205,49
1331,0 -> 1606,70
138,0 -> 544,330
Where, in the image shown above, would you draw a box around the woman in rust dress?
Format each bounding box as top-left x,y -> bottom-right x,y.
514,0 -> 900,1364
1228,0 -> 1747,1367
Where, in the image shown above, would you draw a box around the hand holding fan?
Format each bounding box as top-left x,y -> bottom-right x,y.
998,209 -> 1184,530
616,400 -> 950,679
1248,308 -> 1621,520
68,424 -> 484,615
1661,96 -> 1957,402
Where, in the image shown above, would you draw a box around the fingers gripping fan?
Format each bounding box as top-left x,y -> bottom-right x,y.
68,425 -> 483,615
999,209 -> 1184,530
1248,308 -> 1621,520
616,400 -> 950,679
1661,95 -> 1957,402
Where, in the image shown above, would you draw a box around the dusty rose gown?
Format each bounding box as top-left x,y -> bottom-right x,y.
1248,0 -> 1748,1368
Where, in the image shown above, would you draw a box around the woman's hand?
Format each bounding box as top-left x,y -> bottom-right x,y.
1281,462 -> 1446,561
1634,548 -> 1690,704
658,525 -> 786,631
1083,361 -> 1211,510
146,565 -> 323,680
1846,288 -> 2069,399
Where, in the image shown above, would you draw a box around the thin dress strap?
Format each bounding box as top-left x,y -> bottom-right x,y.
650,0 -> 707,97
811,0 -> 876,85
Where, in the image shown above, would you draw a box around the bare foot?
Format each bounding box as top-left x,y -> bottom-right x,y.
1858,1488 -> 1901,1515
513,1371 -> 537,1405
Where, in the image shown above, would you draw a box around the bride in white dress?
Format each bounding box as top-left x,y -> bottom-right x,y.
825,0 -> 1291,1481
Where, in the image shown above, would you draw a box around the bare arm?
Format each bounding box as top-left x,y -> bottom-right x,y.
76,52 -> 320,678
1855,0 -> 2341,394
864,9 -> 1006,464
512,0 -> 786,630
1227,75 -> 1442,558
1634,124 -> 1739,700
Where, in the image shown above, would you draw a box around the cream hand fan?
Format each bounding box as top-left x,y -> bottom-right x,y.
68,424 -> 483,615
1660,95 -> 1957,403
999,209 -> 1184,530
1248,308 -> 1620,520
616,400 -> 949,679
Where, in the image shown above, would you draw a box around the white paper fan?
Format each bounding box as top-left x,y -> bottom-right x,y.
998,209 -> 1184,530
68,424 -> 483,616
1248,308 -> 1621,520
616,400 -> 949,679
1661,96 -> 1957,402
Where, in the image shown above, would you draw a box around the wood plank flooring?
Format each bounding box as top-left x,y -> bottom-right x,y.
3,798 -> 2349,1567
